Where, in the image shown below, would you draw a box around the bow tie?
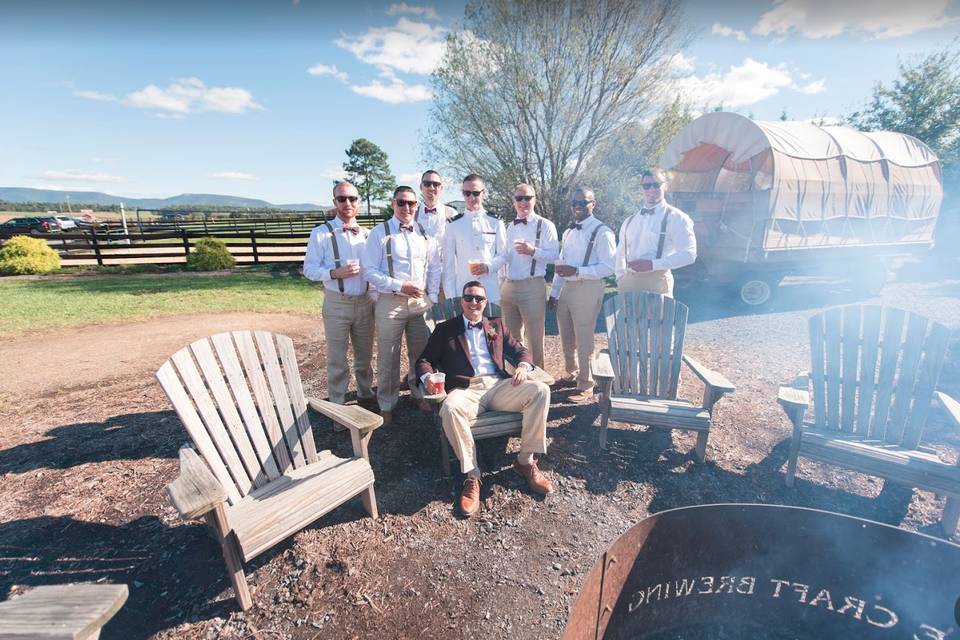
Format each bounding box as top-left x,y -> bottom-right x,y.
513,217 -> 528,225
640,207 -> 656,216
424,207 -> 437,214
467,321 -> 482,330
399,224 -> 414,232
568,222 -> 582,231
341,226 -> 360,235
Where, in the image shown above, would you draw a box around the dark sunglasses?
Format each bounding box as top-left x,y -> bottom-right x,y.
335,195 -> 359,203
462,190 -> 483,197
514,195 -> 535,202
395,199 -> 418,208
421,180 -> 442,188
571,199 -> 594,207
641,182 -> 662,190
462,294 -> 486,303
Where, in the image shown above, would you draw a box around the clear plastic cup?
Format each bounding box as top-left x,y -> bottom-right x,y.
426,372 -> 446,395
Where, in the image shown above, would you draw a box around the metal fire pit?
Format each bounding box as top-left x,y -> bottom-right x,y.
564,504 -> 960,639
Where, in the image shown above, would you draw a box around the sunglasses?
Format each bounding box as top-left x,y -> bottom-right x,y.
514,195 -> 535,202
421,180 -> 442,188
571,199 -> 594,207
462,190 -> 483,197
335,195 -> 359,203
395,199 -> 418,208
462,294 -> 486,303
641,182 -> 662,190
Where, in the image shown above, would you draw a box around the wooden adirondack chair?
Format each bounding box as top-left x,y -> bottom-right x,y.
0,584 -> 127,639
425,296 -> 553,476
591,293 -> 735,459
156,330 -> 382,610
777,304 -> 960,535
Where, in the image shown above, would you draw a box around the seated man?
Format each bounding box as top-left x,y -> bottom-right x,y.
416,281 -> 553,516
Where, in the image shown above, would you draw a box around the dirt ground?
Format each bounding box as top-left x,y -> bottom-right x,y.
1,263 -> 959,639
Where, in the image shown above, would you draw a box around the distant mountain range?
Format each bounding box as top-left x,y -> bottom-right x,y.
0,187 -> 327,211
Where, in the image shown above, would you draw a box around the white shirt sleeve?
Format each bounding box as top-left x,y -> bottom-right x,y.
614,216 -> 630,280
426,235 -> 441,304
361,225 -> 402,293
442,223 -> 458,297
303,226 -> 334,282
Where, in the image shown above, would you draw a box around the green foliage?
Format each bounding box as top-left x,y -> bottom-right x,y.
342,138 -> 396,214
848,44 -> 960,181
0,235 -> 61,275
186,237 -> 236,271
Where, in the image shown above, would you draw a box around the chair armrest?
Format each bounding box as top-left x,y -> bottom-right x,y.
308,397 -> 383,435
683,355 -> 735,394
791,371 -> 810,390
166,446 -> 226,520
934,391 -> 960,430
0,584 -> 129,639
591,350 -> 614,381
778,386 -> 810,412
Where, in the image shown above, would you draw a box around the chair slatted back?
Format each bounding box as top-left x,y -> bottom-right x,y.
157,330 -> 319,506
428,297 -> 502,325
602,293 -> 688,399
808,305 -> 951,447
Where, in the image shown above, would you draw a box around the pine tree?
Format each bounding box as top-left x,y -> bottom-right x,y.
342,139 -> 396,214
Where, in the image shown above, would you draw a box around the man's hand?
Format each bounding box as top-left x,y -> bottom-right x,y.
512,364 -> 529,386
514,241 -> 535,256
547,297 -> 557,311
332,263 -> 361,279
628,259 -> 654,272
468,262 -> 489,276
554,264 -> 577,277
400,281 -> 424,298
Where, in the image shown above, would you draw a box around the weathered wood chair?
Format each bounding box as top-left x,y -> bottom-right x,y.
425,296 -> 553,476
777,304 -> 960,535
156,330 -> 382,610
591,292 -> 735,459
0,583 -> 128,639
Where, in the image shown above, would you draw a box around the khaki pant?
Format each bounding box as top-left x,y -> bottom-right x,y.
556,279 -> 605,391
618,269 -> 673,296
439,375 -> 550,474
499,277 -> 547,368
322,290 -> 375,404
375,293 -> 431,411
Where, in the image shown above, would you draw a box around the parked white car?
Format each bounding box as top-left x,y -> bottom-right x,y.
54,215 -> 77,230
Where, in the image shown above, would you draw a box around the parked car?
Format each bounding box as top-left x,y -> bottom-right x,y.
54,215 -> 78,230
0,216 -> 60,237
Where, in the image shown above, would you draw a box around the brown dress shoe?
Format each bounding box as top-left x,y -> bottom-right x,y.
459,475 -> 481,516
513,459 -> 553,495
380,410 -> 393,426
568,388 -> 595,403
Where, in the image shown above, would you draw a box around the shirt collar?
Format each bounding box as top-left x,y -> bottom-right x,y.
462,315 -> 484,330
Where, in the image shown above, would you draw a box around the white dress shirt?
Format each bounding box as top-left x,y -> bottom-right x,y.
362,216 -> 441,303
414,202 -> 456,242
463,316 -> 499,376
302,217 -> 369,295
491,212 -> 560,280
615,200 -> 697,279
442,209 -> 507,303
549,214 -> 616,298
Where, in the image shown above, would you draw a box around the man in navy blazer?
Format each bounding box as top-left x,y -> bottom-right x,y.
416,281 -> 552,516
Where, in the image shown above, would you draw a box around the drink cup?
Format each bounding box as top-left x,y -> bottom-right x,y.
514,240 -> 527,253
426,372 -> 446,395
347,258 -> 360,267
468,259 -> 482,275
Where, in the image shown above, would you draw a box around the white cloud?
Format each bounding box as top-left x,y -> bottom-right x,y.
386,3 -> 441,21
336,17 -> 447,75
74,89 -> 117,102
350,78 -> 432,104
753,0 -> 956,39
795,79 -> 826,95
317,165 -> 348,183
666,52 -> 697,76
123,78 -> 263,114
673,58 -> 793,108
712,23 -> 748,41
37,170 -> 125,183
211,171 -> 258,181
307,63 -> 349,82
396,172 -> 422,184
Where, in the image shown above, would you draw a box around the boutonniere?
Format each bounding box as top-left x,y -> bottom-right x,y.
485,325 -> 499,340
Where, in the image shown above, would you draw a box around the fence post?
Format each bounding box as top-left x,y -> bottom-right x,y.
181,229 -> 191,259
90,227 -> 103,266
202,216 -> 209,235
250,228 -> 259,264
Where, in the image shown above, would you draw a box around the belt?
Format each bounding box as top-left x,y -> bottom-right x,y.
325,290 -> 369,300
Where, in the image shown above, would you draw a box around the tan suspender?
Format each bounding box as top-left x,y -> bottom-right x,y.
581,224 -> 606,267
622,210 -> 671,262
529,218 -> 543,276
383,220 -> 429,290
323,222 -> 344,293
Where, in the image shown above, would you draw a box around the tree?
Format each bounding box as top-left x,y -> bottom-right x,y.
427,0 -> 687,225
342,138 -> 396,214
848,44 -> 960,181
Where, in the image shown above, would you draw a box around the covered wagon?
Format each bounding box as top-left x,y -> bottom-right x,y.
660,112 -> 943,305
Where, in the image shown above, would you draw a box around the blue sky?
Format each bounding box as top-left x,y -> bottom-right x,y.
2,0 -> 958,205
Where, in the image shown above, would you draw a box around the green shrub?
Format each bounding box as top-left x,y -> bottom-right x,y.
186,237 -> 236,271
0,235 -> 61,275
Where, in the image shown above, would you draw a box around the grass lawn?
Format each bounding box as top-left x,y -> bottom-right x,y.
1,270 -> 321,337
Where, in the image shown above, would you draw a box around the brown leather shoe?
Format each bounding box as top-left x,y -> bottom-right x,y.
459,475 -> 481,516
380,410 -> 393,426
513,459 -> 553,495
568,388 -> 594,403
